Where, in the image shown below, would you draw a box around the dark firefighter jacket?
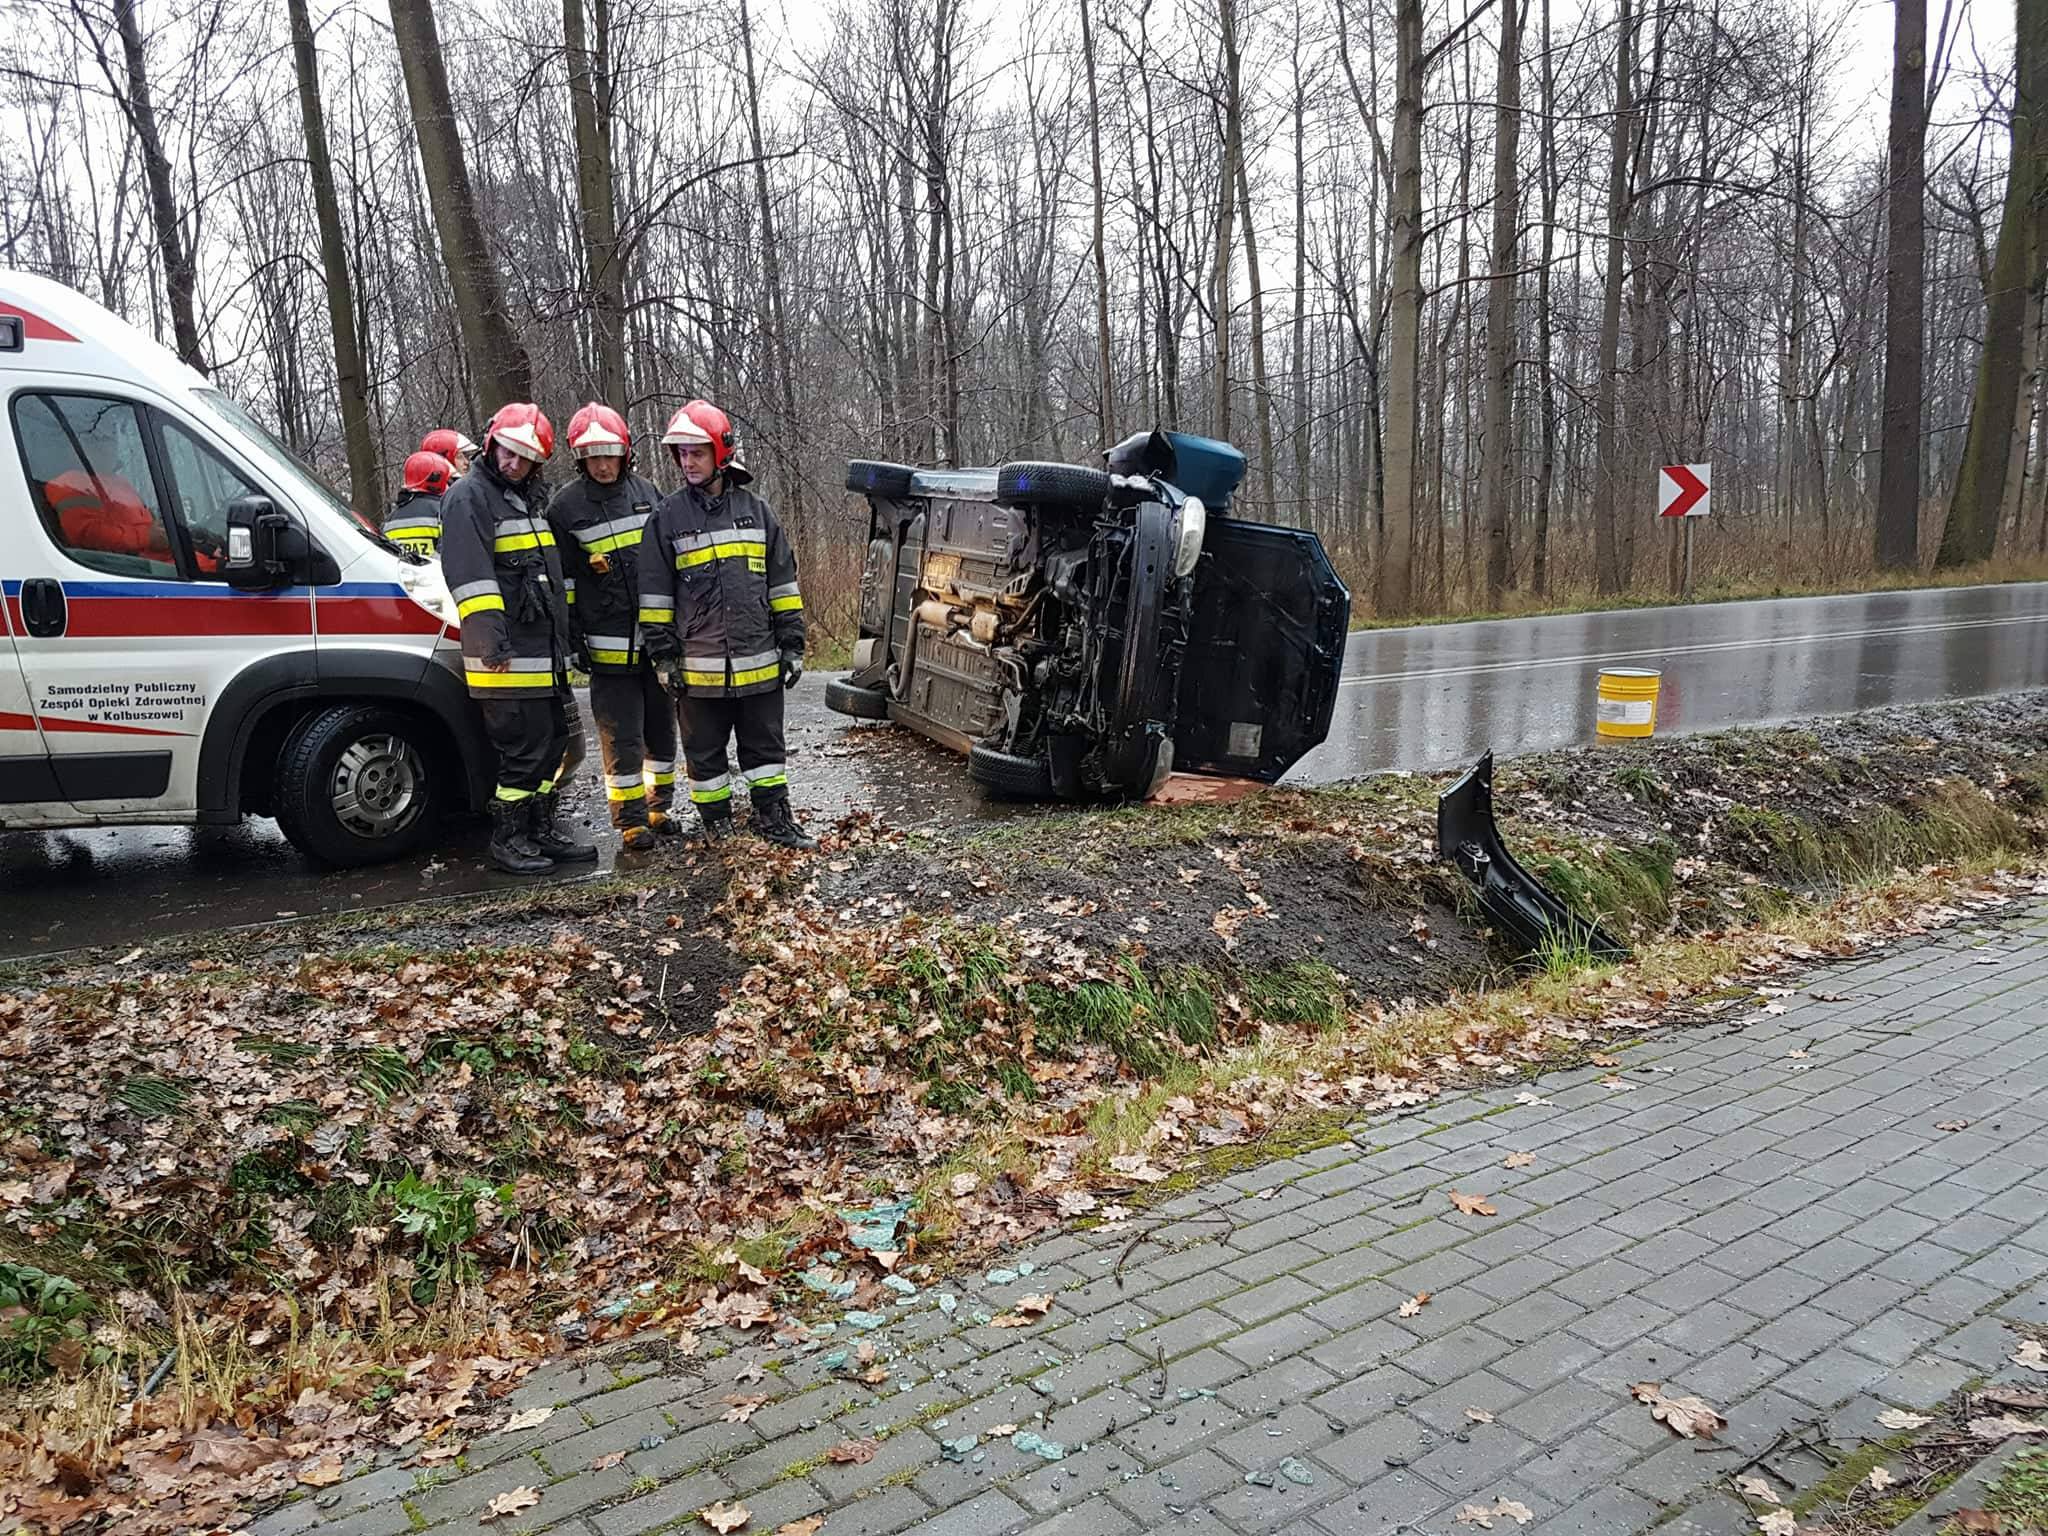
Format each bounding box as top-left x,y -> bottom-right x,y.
383,490 -> 443,557
439,458 -> 571,699
545,469 -> 664,675
637,479 -> 804,697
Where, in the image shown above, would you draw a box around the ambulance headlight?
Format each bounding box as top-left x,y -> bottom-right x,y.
394,560 -> 460,627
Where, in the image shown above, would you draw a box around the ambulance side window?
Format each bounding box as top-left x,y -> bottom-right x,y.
157,418 -> 258,581
10,392 -> 179,580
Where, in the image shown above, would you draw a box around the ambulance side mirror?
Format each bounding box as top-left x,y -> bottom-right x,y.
224,494 -> 288,589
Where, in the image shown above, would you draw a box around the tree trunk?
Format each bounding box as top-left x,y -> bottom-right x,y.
1379,0 -> 1423,616
388,0 -> 530,407
1875,0 -> 1928,569
737,0 -> 803,531
1211,0 -> 1244,439
287,0 -> 380,513
1235,153 -> 1276,516
564,0 -> 626,405
1532,0 -> 1556,598
1081,0 -> 1115,443
114,0 -> 203,373
1938,0 -> 2042,567
1291,3 -> 1311,528
1480,0 -> 1523,606
1591,0 -> 1635,595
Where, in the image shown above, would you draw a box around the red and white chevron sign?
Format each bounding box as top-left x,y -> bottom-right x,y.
1659,463 -> 1711,518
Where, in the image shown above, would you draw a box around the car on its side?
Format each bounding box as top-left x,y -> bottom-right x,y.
828,429 -> 1350,799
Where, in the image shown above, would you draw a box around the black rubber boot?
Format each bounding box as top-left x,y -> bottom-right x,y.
488,799 -> 554,875
530,791 -> 598,863
751,791 -> 819,852
698,801 -> 739,843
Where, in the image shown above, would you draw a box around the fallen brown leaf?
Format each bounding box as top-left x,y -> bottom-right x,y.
1591,1054 -> 1621,1067
699,1503 -> 751,1534
1465,1408 -> 1495,1424
1969,1414 -> 2048,1440
1757,1511 -> 1796,1536
721,1394 -> 770,1423
501,1406 -> 553,1434
1953,1512 -> 2005,1534
1502,1151 -> 1536,1169
590,1450 -> 626,1471
1398,1291 -> 1432,1319
1632,1382 -> 1726,1439
1736,1474 -> 1779,1504
1493,1500 -> 1533,1526
482,1487 -> 541,1524
990,1423 -> 1019,1436
1866,1466 -> 1896,1491
1455,1504 -> 1497,1528
298,1457 -> 344,1487
1449,1191 -> 1498,1217
828,1437 -> 880,1465
775,1521 -> 825,1536
1877,1408 -> 1933,1430
2013,1339 -> 2047,1375
1981,1387 -> 2048,1411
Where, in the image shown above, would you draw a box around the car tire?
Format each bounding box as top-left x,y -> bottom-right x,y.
996,461 -> 1112,512
274,704 -> 442,867
825,676 -> 891,721
846,460 -> 918,499
968,743 -> 1055,798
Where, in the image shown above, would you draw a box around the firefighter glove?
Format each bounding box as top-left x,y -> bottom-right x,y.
781,650 -> 804,690
642,626 -> 682,664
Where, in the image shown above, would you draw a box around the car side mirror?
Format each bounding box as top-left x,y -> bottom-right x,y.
224,494 -> 289,588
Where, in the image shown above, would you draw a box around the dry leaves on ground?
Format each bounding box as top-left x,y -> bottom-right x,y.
721,1395 -> 770,1423
828,1438 -> 879,1465
1632,1382 -> 1726,1439
501,1407 -> 553,1434
775,1521 -> 825,1536
1398,1291 -> 1432,1319
1736,1474 -> 1780,1504
2013,1339 -> 2048,1374
1465,1408 -> 1495,1424
297,1457 -> 344,1487
1969,1414 -> 2048,1440
699,1503 -> 751,1533
1454,1497 -> 1534,1527
481,1487 -> 541,1524
1953,1512 -> 2005,1533
590,1451 -> 626,1471
1503,1151 -> 1536,1169
1757,1511 -> 1796,1536
1877,1408 -> 1933,1430
1449,1191 -> 1498,1217
1866,1467 -> 1896,1490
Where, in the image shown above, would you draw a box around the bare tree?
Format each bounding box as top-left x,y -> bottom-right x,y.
1876,0 -> 1929,569
1080,0 -> 1114,441
563,0 -> 624,404
1479,0 -> 1523,605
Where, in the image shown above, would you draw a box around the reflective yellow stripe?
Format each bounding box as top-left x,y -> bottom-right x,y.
565,588 -> 577,604
585,529 -> 643,555
458,593 -> 505,618
638,606 -> 674,624
606,782 -> 648,801
675,540 -> 769,570
466,669 -> 560,688
589,648 -> 631,666
681,669 -> 727,687
650,771 -> 677,786
691,784 -> 734,803
493,530 -> 556,552
732,662 -> 780,687
495,785 -> 535,802
769,594 -> 803,612
749,772 -> 789,789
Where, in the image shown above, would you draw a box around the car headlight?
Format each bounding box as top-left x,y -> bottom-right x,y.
1172,495 -> 1207,580
394,558 -> 461,627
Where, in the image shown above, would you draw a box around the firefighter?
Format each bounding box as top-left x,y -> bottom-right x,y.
638,399 -> 815,851
546,403 -> 678,851
421,428 -> 479,478
438,402 -> 598,875
385,450 -> 453,556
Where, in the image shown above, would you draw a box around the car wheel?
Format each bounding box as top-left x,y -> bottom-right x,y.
274,704 -> 441,867
968,743 -> 1055,798
825,676 -> 891,721
846,460 -> 918,499
995,460 -> 1112,512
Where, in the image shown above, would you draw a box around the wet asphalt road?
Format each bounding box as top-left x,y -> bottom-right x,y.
5,580 -> 2047,961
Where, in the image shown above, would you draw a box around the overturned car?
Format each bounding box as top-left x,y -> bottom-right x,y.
826,430 -> 1351,799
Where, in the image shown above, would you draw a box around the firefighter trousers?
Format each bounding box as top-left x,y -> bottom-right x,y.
482,686 -> 574,802
591,666 -> 680,827
680,690 -> 788,817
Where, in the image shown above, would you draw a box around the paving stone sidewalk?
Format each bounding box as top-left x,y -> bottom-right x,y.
264,907 -> 2048,1536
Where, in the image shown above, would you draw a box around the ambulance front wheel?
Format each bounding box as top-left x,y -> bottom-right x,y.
275,704 -> 442,866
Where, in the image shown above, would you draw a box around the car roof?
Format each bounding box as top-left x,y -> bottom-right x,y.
0,269 -> 211,400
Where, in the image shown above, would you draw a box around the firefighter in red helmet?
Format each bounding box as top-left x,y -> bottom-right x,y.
421,428 -> 478,478
385,451 -> 453,556
438,402 -> 597,874
638,399 -> 814,850
545,403 -> 677,851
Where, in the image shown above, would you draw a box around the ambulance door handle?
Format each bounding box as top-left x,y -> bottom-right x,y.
21,578 -> 65,638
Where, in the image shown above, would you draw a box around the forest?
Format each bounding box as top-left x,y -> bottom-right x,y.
0,0 -> 2038,634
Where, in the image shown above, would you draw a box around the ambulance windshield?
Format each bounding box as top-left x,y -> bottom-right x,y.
190,388 -> 386,544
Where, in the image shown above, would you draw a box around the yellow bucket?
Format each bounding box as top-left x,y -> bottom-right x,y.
1596,667 -> 1661,739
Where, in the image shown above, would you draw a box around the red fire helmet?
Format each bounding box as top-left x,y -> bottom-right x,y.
484,402 -> 554,465
402,451 -> 454,496
567,402 -> 631,461
420,428 -> 478,461
661,399 -> 736,469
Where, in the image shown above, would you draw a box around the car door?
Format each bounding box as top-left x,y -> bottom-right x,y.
0,576 -> 60,818
2,383 -> 312,814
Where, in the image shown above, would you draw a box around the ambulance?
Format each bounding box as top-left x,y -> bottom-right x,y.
0,270 -> 492,865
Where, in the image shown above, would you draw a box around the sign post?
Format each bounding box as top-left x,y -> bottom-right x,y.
1659,463 -> 1711,596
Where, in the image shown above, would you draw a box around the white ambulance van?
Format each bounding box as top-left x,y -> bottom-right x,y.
0,270 -> 492,865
